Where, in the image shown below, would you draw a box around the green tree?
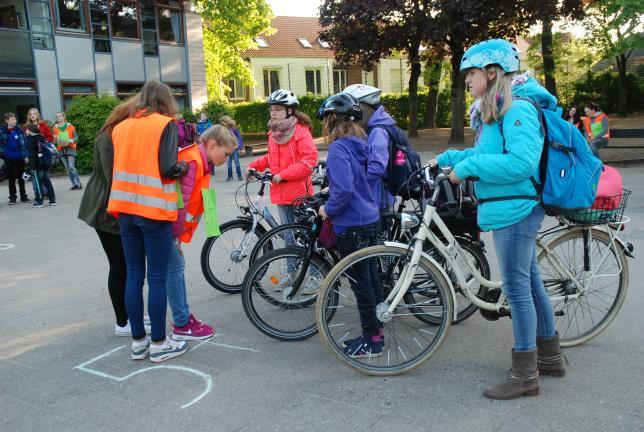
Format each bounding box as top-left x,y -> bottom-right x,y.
194,0 -> 274,101
583,0 -> 644,115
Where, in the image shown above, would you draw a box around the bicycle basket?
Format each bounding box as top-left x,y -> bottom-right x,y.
564,189 -> 631,225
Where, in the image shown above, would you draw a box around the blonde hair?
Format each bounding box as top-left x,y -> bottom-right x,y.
200,124 -> 237,149
480,65 -> 513,124
219,115 -> 236,129
25,108 -> 43,128
324,114 -> 366,143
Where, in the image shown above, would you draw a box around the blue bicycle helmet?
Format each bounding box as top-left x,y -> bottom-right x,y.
460,39 -> 520,73
316,93 -> 362,120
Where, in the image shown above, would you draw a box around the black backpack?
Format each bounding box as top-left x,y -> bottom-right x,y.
368,124 -> 422,200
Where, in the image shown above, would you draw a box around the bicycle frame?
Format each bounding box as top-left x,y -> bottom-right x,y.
381,168 -> 620,321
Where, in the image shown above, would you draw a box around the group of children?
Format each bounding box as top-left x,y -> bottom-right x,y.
0,109 -> 83,208
567,103 -> 611,158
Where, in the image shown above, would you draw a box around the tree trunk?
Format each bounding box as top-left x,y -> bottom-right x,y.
616,54 -> 627,116
422,60 -> 442,128
541,18 -> 557,97
449,44 -> 465,145
408,59 -> 422,137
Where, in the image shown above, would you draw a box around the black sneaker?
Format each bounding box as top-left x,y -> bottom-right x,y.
342,335 -> 383,359
33,201 -> 44,208
226,177 -> 233,181
21,197 -> 31,203
49,201 -> 57,206
238,177 -> 244,181
8,199 -> 16,205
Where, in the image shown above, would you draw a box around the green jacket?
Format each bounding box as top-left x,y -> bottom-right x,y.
77,130 -> 119,234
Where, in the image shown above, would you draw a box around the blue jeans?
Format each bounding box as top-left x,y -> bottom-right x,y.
166,241 -> 190,327
227,149 -> 242,179
119,214 -> 173,342
60,153 -> 81,187
589,137 -> 609,158
277,204 -> 297,272
493,205 -> 556,351
336,221 -> 383,338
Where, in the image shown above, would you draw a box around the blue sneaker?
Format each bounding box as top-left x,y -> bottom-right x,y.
342,328 -> 384,348
342,335 -> 383,359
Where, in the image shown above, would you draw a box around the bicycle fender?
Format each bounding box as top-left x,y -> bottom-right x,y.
384,241 -> 459,320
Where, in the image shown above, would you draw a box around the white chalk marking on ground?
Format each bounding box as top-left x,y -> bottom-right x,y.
196,341 -> 261,353
0,244 -> 16,251
74,345 -> 212,409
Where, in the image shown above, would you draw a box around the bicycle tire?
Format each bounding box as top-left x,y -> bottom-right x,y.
249,223 -> 312,265
200,218 -> 267,294
537,227 -> 629,347
242,247 -> 335,341
316,245 -> 453,376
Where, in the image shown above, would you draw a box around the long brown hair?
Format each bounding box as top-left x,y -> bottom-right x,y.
324,113 -> 365,143
290,108 -> 313,133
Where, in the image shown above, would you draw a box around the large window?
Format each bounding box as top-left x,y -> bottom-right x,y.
0,30 -> 35,78
157,5 -> 181,43
263,69 -> 280,97
363,70 -> 375,87
109,0 -> 137,38
140,0 -> 158,55
390,68 -> 402,93
333,69 -> 346,94
0,0 -> 28,30
61,81 -> 95,110
225,78 -> 245,100
0,82 -> 39,124
55,0 -> 86,32
89,0 -> 110,52
305,69 -> 321,95
169,83 -> 188,109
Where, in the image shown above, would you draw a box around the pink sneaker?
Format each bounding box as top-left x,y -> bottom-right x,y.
172,316 -> 214,341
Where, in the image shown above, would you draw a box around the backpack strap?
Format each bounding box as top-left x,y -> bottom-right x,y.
478,96 -> 545,205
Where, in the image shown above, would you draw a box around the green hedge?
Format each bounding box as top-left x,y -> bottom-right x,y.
559,71 -> 644,113
65,93 -> 121,174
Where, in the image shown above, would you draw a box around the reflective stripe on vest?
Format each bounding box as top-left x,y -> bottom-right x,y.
109,190 -> 178,211
113,171 -> 177,194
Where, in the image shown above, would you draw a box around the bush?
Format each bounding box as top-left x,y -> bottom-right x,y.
65,93 -> 121,174
562,71 -> 644,114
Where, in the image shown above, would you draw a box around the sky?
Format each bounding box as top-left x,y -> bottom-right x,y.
266,0 -> 321,17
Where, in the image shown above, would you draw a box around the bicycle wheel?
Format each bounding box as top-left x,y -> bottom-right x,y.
200,219 -> 267,294
537,227 -> 629,347
249,223 -> 312,265
316,245 -> 453,376
242,247 -> 334,341
421,238 -> 489,324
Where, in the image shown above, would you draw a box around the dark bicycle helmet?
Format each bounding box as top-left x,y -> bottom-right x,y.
268,89 -> 299,108
316,93 -> 362,120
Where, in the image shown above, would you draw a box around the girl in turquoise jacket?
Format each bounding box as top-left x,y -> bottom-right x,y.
432,39 -> 564,401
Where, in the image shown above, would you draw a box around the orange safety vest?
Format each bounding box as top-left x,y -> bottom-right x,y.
583,113 -> 610,139
177,144 -> 211,243
107,112 -> 178,221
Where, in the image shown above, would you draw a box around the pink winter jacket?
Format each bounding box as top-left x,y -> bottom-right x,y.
172,145 -> 211,239
248,123 -> 318,205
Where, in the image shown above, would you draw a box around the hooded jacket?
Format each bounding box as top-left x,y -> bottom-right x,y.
366,106 -> 395,209
325,135 -> 380,232
437,76 -> 557,231
248,123 -> 317,205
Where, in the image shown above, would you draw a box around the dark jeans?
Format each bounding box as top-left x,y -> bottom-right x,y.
31,170 -> 55,203
119,214 -> 173,342
227,149 -> 242,179
336,221 -> 383,338
5,159 -> 27,201
96,229 -> 128,327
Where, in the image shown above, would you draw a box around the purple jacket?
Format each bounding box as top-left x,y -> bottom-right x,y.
326,136 -> 380,233
366,106 -> 395,208
172,145 -> 211,239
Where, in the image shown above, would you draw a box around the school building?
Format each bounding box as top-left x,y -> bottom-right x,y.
0,0 -> 207,123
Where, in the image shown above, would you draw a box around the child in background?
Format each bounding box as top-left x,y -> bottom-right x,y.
53,112 -> 82,190
167,124 -> 237,340
219,115 -> 244,181
195,112 -> 213,138
25,124 -> 56,207
0,112 -> 30,204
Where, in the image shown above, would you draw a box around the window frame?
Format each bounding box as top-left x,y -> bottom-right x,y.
262,68 -> 280,97
156,2 -> 182,45
52,0 -> 90,35
108,0 -> 140,41
332,68 -> 346,94
0,79 -> 39,94
115,81 -> 143,99
305,69 -> 322,95
166,82 -> 188,109
226,78 -> 245,101
60,80 -> 96,110
27,0 -> 55,50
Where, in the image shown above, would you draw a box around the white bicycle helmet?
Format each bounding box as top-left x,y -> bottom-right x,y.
342,84 -> 381,106
267,89 -> 299,108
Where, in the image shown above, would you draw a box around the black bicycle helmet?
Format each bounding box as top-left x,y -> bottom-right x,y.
316,93 -> 362,120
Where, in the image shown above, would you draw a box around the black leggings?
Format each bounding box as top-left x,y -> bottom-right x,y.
96,228 -> 128,326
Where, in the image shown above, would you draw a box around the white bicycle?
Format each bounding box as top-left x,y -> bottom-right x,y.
316,166 -> 633,375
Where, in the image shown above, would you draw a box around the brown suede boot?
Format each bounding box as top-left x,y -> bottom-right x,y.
537,332 -> 566,377
483,350 -> 540,400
